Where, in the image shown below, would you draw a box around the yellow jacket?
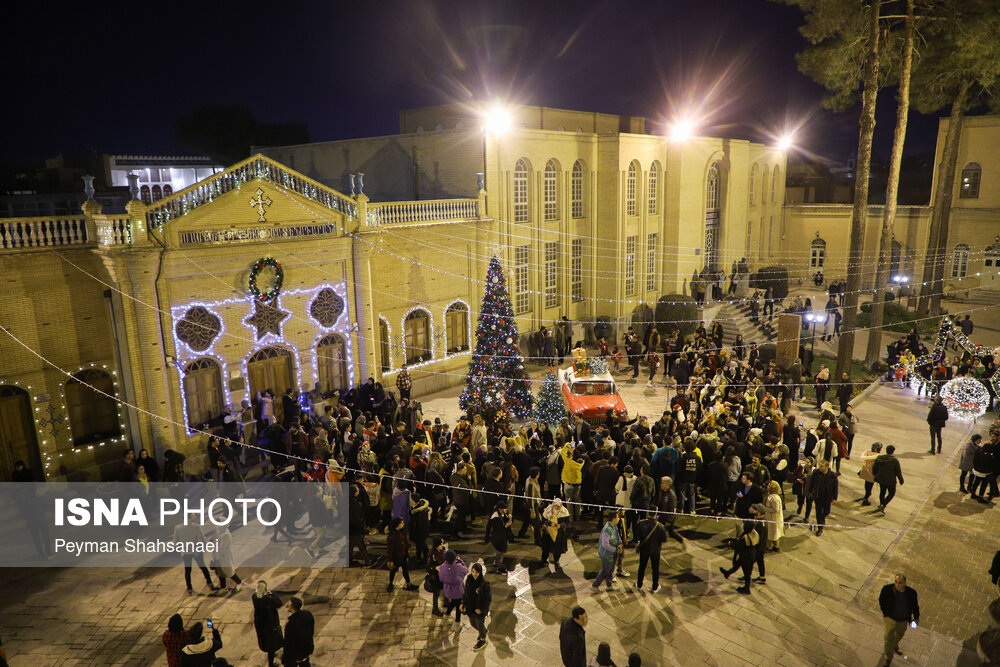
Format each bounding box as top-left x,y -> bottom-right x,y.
560,444 -> 584,484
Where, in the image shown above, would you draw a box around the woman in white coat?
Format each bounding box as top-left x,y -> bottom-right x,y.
764,480 -> 785,552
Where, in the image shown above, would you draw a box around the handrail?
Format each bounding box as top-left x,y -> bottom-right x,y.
0,216 -> 89,250
144,154 -> 357,229
95,216 -> 132,245
367,198 -> 479,225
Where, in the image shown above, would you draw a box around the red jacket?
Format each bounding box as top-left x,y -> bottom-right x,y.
162,629 -> 191,667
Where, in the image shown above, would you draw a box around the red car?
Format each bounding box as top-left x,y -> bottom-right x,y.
559,367 -> 629,426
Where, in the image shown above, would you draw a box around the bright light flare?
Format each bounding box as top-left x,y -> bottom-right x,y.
669,119 -> 694,142
777,133 -> 795,151
483,107 -> 512,136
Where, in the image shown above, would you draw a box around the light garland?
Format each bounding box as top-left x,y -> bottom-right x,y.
400,306 -> 435,367
939,376 -> 990,420
43,364 -> 127,473
170,284 -> 354,433
897,316 -> 1000,401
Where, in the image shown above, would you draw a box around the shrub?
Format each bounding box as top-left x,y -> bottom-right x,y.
857,301 -> 932,334
655,294 -> 698,341
750,266 -> 789,299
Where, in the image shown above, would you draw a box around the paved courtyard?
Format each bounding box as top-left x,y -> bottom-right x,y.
1,372 -> 997,666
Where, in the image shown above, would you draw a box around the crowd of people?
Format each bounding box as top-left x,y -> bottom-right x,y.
26,302 -> 992,665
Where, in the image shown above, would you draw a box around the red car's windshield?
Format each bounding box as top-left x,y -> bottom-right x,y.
571,382 -> 613,396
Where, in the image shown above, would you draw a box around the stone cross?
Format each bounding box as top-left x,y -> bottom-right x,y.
249,187 -> 273,222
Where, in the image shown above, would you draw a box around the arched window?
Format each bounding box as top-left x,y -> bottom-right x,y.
316,334 -> 348,394
404,309 -> 431,364
749,164 -> 757,205
571,160 -> 585,218
247,346 -> 296,424
771,166 -> 780,203
151,185 -> 163,202
513,159 -> 530,223
986,242 -> 1000,269
445,302 -> 470,354
810,238 -> 826,268
378,318 -> 391,373
182,358 -> 223,428
626,161 -> 639,216
706,165 -> 720,211
65,369 -> 121,445
952,243 -> 970,278
960,162 -> 981,198
140,185 -> 151,204
543,159 -> 559,221
647,161 -> 660,215
163,185 -> 173,196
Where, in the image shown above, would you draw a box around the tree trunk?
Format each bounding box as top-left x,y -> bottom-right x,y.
917,80 -> 970,315
836,0 -> 881,381
864,0 -> 914,369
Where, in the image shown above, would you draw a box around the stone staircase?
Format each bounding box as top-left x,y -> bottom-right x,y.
714,301 -> 778,348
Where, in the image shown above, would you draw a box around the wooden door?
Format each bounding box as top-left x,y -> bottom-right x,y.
0,388 -> 42,481
248,348 -> 295,425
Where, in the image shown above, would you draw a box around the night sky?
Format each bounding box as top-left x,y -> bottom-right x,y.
2,0 -> 941,167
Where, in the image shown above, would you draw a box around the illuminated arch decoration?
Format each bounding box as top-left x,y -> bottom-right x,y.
177,352 -> 229,433
444,299 -> 473,357
175,306 -> 222,352
897,316 -> 999,401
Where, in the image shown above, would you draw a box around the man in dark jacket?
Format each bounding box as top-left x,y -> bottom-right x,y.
837,372 -> 853,414
594,457 -> 620,527
179,622 -> 222,667
281,597 -> 314,667
634,514 -> 667,592
449,464 -> 472,538
485,501 -> 513,574
926,397 -> 949,455
872,445 -> 905,513
878,574 -> 919,665
559,606 -> 588,667
386,518 -> 418,592
734,472 -> 763,519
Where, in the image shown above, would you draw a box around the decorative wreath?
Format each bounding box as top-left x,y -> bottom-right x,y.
249,257 -> 284,302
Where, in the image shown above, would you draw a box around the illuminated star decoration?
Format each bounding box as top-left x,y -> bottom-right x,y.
900,316 -> 1000,399
244,299 -> 290,340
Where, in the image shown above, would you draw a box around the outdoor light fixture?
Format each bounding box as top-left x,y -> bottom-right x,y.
483,106 -> 512,136
669,119 -> 694,142
777,133 -> 795,151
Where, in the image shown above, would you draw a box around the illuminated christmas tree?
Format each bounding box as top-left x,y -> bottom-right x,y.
460,256 -> 533,422
533,372 -> 566,425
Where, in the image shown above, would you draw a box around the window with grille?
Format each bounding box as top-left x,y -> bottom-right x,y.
545,242 -> 558,308
626,162 -> 638,216
514,159 -> 529,222
316,334 -> 348,393
446,303 -> 469,353
404,310 -> 431,363
707,165 -> 720,210
772,166 -> 780,203
960,163 -> 981,198
182,358 -> 223,428
646,233 -> 658,292
625,235 -> 637,296
571,161 -> 584,218
647,162 -> 659,215
811,238 -> 826,268
544,160 -> 558,221
66,369 -> 121,445
571,239 -> 584,302
515,246 -> 530,314
749,164 -> 757,205
952,244 -> 970,278
378,318 -> 391,372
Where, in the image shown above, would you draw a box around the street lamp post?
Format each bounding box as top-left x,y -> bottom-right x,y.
805,312 -> 820,356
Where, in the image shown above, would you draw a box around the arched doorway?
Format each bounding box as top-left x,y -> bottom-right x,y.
247,347 -> 296,424
316,334 -> 348,394
0,386 -> 43,480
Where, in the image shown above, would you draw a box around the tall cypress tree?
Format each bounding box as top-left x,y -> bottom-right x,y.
459,256 -> 533,423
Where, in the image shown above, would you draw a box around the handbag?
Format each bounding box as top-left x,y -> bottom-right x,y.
423,571 -> 439,593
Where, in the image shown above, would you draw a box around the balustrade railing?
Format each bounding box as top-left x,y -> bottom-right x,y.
0,217 -> 89,250
95,216 -> 132,245
144,154 -> 357,229
368,198 -> 479,225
